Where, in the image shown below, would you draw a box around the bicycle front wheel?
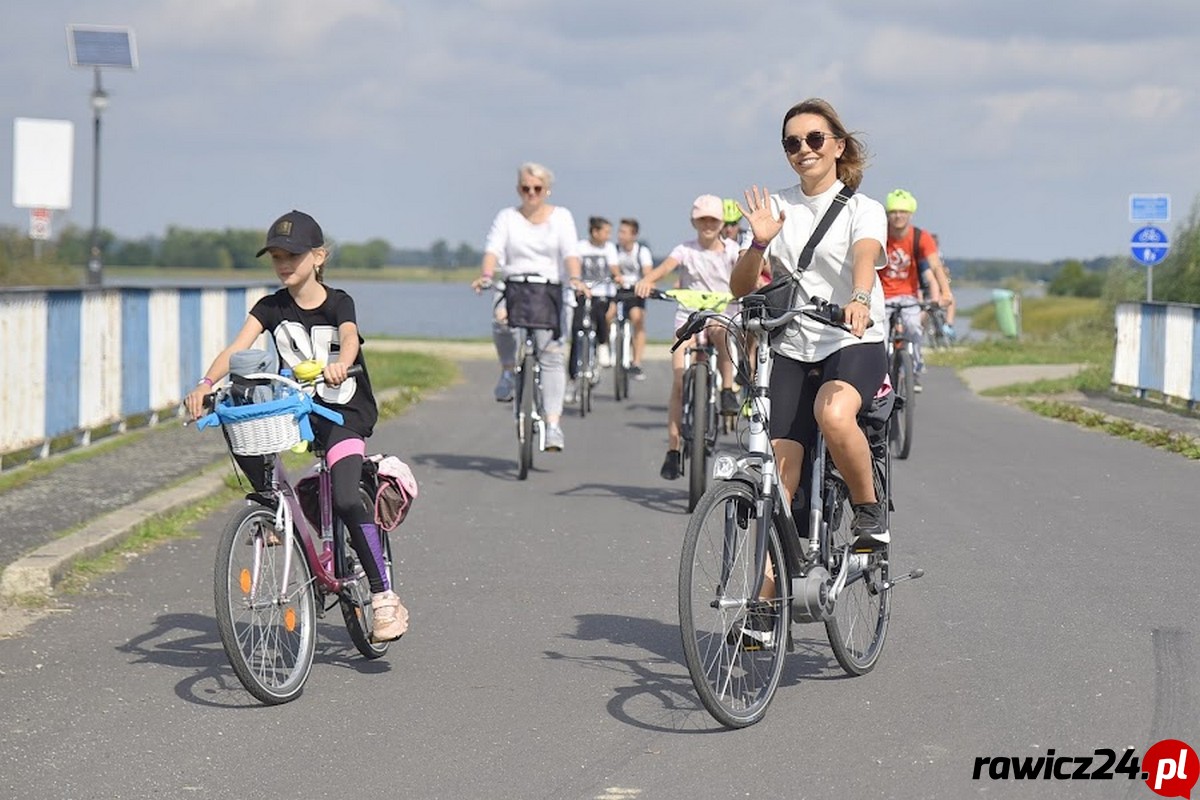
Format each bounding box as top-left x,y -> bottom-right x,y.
823,473 -> 891,675
214,504 -> 316,704
890,349 -> 915,460
340,487 -> 394,659
517,357 -> 535,480
688,363 -> 710,512
613,322 -> 627,402
680,481 -> 789,728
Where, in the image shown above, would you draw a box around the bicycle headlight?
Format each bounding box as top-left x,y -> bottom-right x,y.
712,455 -> 738,481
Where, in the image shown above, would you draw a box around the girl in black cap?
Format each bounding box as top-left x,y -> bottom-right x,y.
185,210 -> 407,642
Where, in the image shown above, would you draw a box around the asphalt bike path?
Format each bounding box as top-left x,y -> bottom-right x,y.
0,358 -> 1197,798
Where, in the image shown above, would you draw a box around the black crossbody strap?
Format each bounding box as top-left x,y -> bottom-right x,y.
794,184 -> 855,275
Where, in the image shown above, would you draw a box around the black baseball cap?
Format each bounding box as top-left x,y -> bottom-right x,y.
256,210 -> 324,257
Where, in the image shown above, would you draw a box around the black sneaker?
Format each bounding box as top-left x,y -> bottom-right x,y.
720,388 -> 740,415
660,449 -> 682,480
629,364 -> 645,381
851,501 -> 890,551
727,601 -> 778,651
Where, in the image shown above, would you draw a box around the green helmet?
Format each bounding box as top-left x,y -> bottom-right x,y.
885,189 -> 918,213
722,198 -> 743,225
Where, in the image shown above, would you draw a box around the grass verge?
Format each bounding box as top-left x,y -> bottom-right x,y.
1021,399 -> 1200,460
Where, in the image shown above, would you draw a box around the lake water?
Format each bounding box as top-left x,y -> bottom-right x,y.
110,276 -> 1005,341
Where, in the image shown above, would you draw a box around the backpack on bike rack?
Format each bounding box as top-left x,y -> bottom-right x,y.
365,454 -> 419,531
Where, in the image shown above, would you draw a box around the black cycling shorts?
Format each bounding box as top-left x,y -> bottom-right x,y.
768,342 -> 888,446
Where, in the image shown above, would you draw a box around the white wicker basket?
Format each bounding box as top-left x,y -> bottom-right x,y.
223,410 -> 302,456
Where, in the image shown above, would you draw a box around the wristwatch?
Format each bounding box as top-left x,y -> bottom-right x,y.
849,288 -> 872,307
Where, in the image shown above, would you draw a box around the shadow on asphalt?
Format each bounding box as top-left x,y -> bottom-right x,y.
555,482 -> 688,515
546,613 -> 846,733
408,452 -> 523,482
117,611 -> 393,708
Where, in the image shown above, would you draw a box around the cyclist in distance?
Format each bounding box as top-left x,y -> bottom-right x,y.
184,210 -> 408,641
614,218 -> 654,380
923,232 -> 956,340
471,162 -> 584,451
881,188 -> 947,391
730,97 -> 890,550
569,216 -> 619,392
635,194 -> 740,481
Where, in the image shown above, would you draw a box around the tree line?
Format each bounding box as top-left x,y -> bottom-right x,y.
13,223 -> 485,272
4,199 -> 1200,304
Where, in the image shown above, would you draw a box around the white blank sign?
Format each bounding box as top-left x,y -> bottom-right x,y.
13,118 -> 75,210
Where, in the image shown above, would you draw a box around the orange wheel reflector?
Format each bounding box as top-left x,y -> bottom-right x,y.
239,569 -> 252,594
284,607 -> 297,632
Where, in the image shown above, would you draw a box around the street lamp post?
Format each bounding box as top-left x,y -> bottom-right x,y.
67,24 -> 136,288
88,68 -> 108,286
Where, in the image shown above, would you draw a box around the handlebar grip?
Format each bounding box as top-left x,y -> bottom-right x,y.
346,364 -> 364,378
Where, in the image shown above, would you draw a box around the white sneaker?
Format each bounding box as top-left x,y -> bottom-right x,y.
565,379 -> 578,403
544,425 -> 565,451
596,344 -> 613,367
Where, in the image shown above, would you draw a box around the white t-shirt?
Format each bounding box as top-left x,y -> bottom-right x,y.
484,206 -> 579,283
615,242 -> 653,287
668,239 -> 739,294
667,238 -> 740,329
762,180 -> 887,362
576,239 -> 619,298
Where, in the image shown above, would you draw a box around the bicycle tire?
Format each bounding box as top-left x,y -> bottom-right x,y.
823,458 -> 891,675
580,337 -> 593,417
517,356 -> 535,480
895,349 -> 915,460
340,487 -> 394,659
214,504 -> 316,705
679,480 -> 789,728
688,363 -> 710,512
613,322 -> 627,402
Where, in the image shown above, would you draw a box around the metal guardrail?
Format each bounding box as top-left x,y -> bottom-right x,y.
0,285 -> 271,466
1113,301 -> 1200,410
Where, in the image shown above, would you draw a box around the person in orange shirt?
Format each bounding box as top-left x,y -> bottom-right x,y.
881,189 -> 948,390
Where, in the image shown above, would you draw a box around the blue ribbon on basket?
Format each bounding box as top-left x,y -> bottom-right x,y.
196,391 -> 344,442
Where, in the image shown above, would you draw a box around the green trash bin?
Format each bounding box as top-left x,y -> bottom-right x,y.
992,289 -> 1020,338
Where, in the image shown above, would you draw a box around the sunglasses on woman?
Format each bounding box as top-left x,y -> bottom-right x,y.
781,131 -> 840,155
519,184 -> 545,195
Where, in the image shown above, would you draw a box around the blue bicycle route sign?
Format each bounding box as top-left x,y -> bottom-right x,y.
1131,225 -> 1169,266
1129,194 -> 1171,223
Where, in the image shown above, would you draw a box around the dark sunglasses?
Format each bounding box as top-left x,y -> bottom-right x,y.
519,184 -> 545,195
781,131 -> 839,155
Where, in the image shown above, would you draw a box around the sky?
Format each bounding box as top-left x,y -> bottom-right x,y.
2,0 -> 1199,264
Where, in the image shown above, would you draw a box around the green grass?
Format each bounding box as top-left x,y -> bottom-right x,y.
105,265 -> 481,283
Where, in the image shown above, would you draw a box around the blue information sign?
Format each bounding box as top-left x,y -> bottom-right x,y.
1129,194 -> 1171,223
1131,225 -> 1169,266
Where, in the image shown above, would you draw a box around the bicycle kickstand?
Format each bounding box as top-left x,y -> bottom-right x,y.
882,567 -> 925,592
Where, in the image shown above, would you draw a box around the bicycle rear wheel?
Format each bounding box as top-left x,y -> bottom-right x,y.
688,363 -> 710,512
214,504 -> 316,704
890,349 -> 915,460
823,468 -> 891,675
679,481 -> 789,728
340,487 -> 394,659
517,356 -> 535,480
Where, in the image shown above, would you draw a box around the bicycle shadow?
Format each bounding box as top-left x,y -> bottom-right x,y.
408,452 -> 528,482
117,611 -> 392,708
555,482 -> 688,515
546,613 -> 854,732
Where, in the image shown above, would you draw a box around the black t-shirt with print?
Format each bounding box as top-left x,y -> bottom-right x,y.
250,287 -> 378,438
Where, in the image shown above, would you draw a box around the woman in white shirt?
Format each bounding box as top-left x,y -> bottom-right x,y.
473,163 -> 583,452
730,98 -> 890,551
